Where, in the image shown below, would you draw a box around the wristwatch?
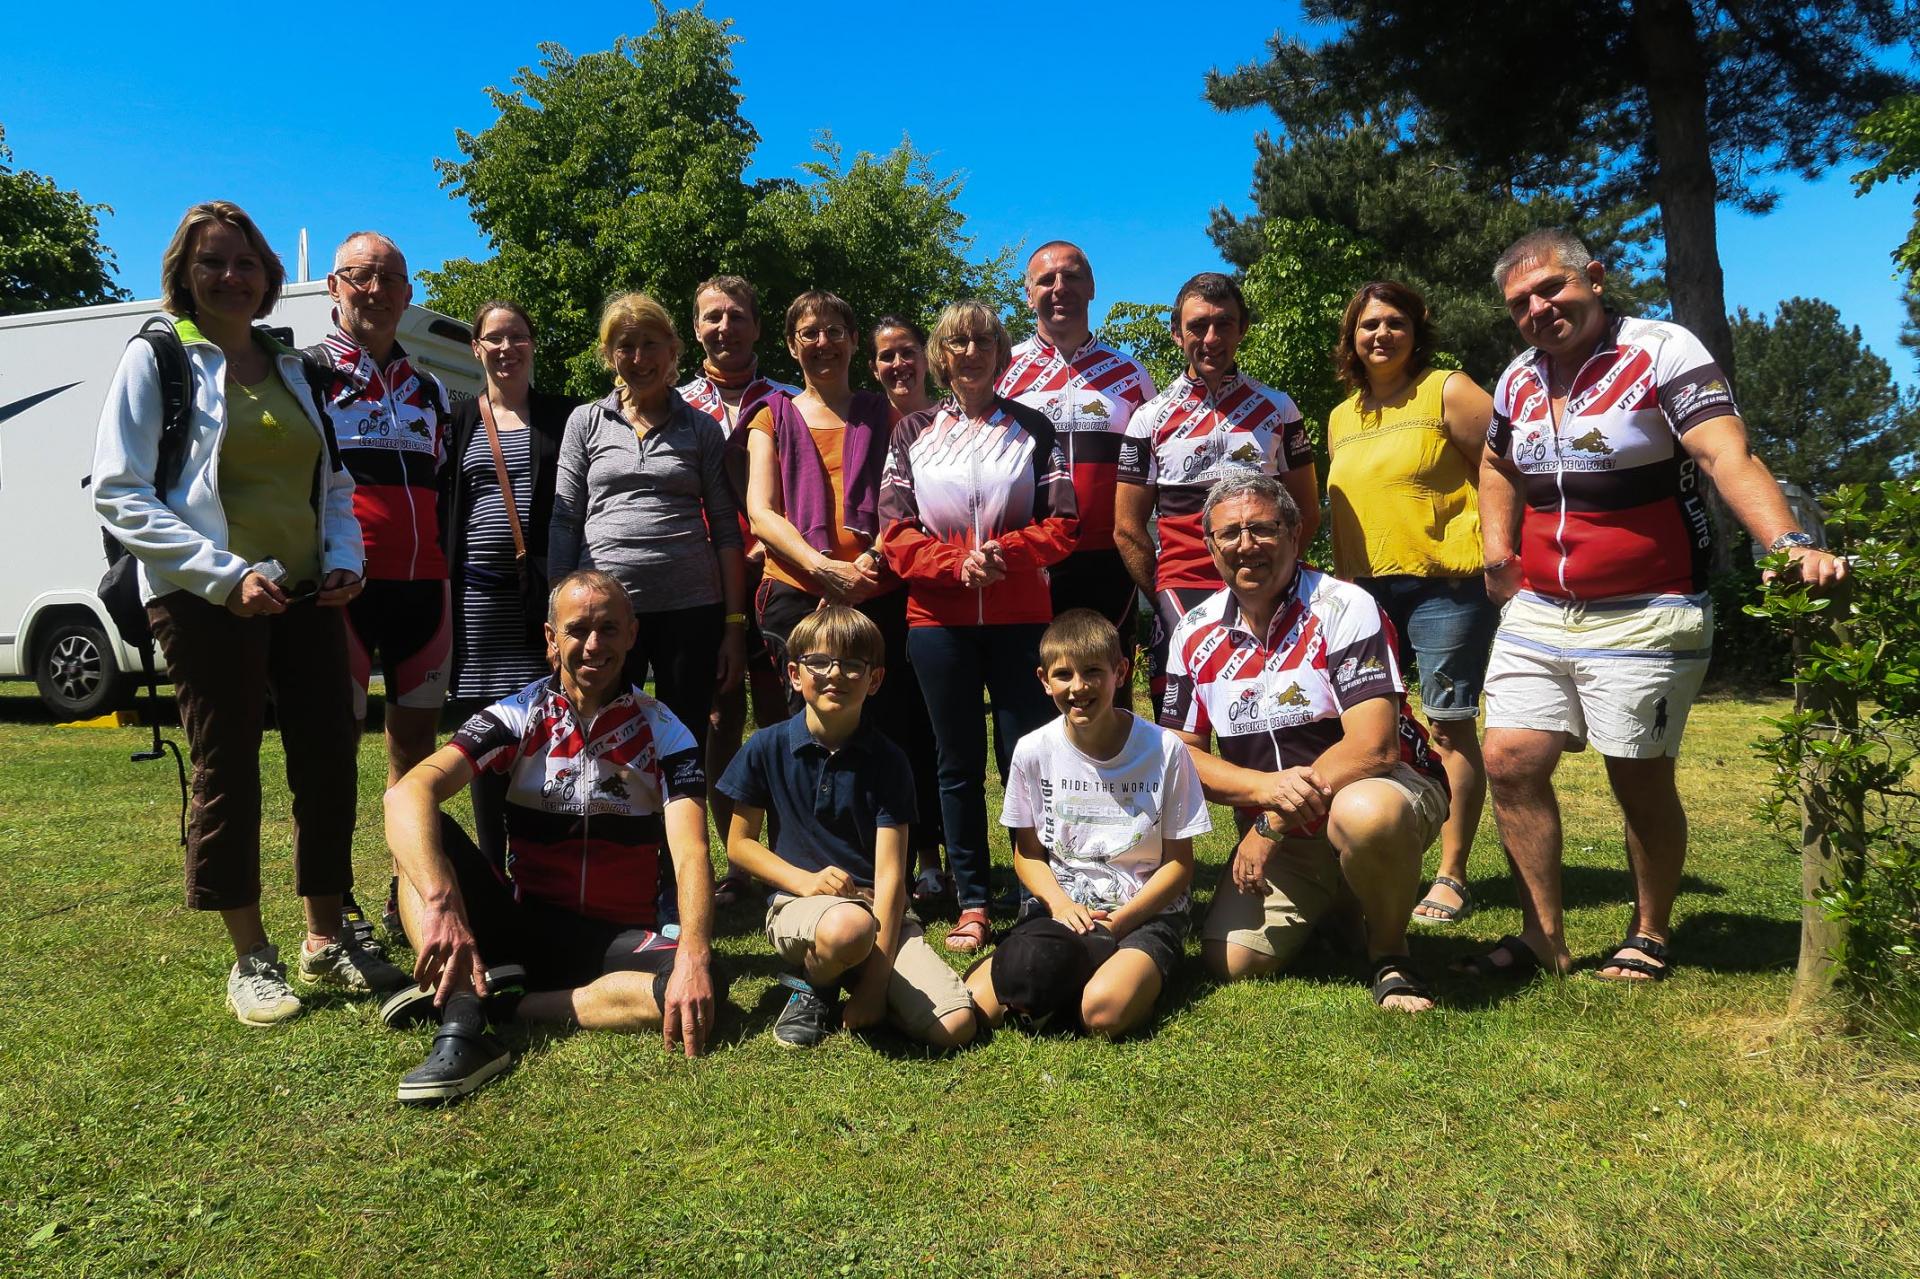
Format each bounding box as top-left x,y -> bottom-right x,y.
1768,531 -> 1816,552
1253,811 -> 1281,839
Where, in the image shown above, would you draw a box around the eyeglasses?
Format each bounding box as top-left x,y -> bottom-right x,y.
334,266 -> 409,291
941,334 -> 995,354
795,324 -> 849,344
1208,521 -> 1287,547
477,332 -> 533,349
795,653 -> 873,679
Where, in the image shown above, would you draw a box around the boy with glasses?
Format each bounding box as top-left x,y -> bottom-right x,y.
716,607 -> 977,1050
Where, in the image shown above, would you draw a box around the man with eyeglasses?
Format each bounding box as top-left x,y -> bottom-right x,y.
379,569 -> 718,1102
1115,272 -> 1320,705
1160,472 -> 1448,1012
999,243 -> 1157,696
677,276 -> 798,904
308,231 -> 453,943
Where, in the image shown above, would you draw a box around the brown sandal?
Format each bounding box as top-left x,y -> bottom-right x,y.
944,908 -> 992,954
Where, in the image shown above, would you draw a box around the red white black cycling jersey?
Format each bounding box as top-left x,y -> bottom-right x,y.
307,330 -> 450,581
677,369 -> 799,438
879,396 -> 1078,628
1159,569 -> 1446,831
449,677 -> 706,926
1117,371 -> 1312,591
1489,314 -> 1736,600
998,336 -> 1155,552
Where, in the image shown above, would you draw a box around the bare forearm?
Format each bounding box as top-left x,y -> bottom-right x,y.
1113,484 -> 1158,593
1703,447 -> 1798,545
1186,744 -> 1274,809
1107,854 -> 1193,933
667,801 -> 715,956
383,777 -> 460,906
1479,460 -> 1523,561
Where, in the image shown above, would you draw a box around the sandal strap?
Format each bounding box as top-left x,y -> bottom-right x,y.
1599,954 -> 1668,980
1618,933 -> 1670,961
1458,934 -> 1541,978
1429,875 -> 1469,895
1370,955 -> 1433,1004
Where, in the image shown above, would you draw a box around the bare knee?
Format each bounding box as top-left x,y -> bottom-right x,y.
1484,732 -> 1556,791
1327,784 -> 1415,855
1427,717 -> 1480,758
1203,939 -> 1278,982
812,905 -> 878,967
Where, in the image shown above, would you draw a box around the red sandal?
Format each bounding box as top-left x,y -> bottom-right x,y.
944,908 -> 991,954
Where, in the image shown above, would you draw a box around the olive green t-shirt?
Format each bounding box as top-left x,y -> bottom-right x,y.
220,374 -> 323,586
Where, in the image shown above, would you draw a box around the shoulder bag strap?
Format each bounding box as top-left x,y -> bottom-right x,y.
476,393 -> 527,560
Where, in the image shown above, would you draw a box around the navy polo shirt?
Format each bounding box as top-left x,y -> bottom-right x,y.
715,714 -> 917,889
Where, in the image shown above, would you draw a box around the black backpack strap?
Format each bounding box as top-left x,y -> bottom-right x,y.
130,316 -> 193,502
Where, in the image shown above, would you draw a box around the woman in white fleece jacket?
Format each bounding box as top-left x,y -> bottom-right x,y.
93,201 -> 400,1026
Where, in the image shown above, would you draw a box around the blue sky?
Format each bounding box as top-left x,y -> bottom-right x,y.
8,3 -> 1916,378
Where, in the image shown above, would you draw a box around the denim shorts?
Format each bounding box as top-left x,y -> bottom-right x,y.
1354,575 -> 1498,721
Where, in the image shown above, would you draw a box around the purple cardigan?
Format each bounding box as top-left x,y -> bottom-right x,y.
743,388 -> 891,553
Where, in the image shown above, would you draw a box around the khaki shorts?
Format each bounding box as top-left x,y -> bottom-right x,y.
765,893 -> 971,1040
1202,763 -> 1447,963
1484,592 -> 1712,759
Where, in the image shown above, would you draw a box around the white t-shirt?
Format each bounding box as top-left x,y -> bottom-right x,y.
1001,712 -> 1212,911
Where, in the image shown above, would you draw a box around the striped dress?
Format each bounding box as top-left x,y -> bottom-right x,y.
452,426 -> 551,700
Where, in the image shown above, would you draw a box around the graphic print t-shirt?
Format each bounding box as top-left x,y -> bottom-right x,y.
1000,713 -> 1211,911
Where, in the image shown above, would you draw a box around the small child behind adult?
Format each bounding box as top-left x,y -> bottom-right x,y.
717,606 -> 976,1050
967,609 -> 1211,1038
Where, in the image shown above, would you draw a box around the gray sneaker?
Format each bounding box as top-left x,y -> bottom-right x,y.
297,934 -> 410,994
227,945 -> 303,1026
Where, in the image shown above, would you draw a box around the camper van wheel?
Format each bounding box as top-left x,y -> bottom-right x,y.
35,619 -> 128,720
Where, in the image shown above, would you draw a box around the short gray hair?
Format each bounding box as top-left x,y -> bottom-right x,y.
1493,227 -> 1594,290
547,568 -> 633,625
1201,471 -> 1299,537
334,230 -> 404,269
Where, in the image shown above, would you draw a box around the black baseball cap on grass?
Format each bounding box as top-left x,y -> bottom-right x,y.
989,917 -> 1117,1033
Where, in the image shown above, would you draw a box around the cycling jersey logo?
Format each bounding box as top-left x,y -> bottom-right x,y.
594,771 -> 631,801
1335,655 -> 1384,686
542,764 -> 580,805
1226,441 -> 1262,466
1569,427 -> 1612,455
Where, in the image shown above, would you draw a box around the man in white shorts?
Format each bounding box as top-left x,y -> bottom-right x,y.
1468,227 -> 1848,983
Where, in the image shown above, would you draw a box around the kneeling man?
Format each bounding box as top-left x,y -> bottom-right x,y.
382,569 -> 717,1103
1162,474 -> 1450,1011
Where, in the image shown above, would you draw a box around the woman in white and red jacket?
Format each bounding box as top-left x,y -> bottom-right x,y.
879,300 -> 1079,952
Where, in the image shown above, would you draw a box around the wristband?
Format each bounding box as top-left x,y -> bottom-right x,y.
724,612 -> 747,626
1484,556 -> 1513,573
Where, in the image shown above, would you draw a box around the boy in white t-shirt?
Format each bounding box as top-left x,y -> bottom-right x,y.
966,610 -> 1211,1038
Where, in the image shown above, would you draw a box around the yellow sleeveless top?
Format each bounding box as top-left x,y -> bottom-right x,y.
1325,367 -> 1482,579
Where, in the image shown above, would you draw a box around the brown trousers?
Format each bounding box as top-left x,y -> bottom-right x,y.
147,590 -> 359,911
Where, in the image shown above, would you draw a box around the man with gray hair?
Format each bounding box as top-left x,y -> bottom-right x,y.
308,231 -> 454,942
1468,226 -> 1847,983
1159,472 -> 1450,1012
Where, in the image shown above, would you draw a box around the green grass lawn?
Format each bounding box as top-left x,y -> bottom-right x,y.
2,686 -> 1916,1277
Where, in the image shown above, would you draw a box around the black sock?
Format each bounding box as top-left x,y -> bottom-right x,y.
439,991 -> 486,1036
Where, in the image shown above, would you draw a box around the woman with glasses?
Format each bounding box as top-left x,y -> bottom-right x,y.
878,301 -> 1080,953
442,299 -> 582,868
1325,280 -> 1497,927
549,292 -> 746,765
93,201 -> 401,1024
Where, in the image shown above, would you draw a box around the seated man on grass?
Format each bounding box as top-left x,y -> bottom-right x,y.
717,606 -> 976,1051
1161,473 -> 1451,1012
380,569 -> 717,1104
966,609 -> 1210,1038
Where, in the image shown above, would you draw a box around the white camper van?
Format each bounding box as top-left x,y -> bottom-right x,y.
0,282 -> 482,717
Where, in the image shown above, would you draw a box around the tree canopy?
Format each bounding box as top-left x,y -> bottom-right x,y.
423,5 -> 1012,394
1210,2 -> 1917,374
0,124 -> 127,316
1730,297 -> 1917,492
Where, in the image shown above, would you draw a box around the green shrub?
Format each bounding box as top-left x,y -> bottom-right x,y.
1750,479 -> 1920,1043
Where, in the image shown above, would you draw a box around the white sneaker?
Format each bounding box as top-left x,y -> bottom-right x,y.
227,945 -> 303,1026
296,934 -> 410,994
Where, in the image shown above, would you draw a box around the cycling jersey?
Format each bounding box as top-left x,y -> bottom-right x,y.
879,397 -> 1078,628
678,369 -> 799,438
998,336 -> 1155,551
449,677 -> 706,926
1116,371 -> 1311,592
308,330 -> 449,581
1160,569 -> 1446,831
1488,314 -> 1736,600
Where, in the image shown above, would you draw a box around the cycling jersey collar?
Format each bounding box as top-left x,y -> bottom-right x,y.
1174,366 -> 1245,401
323,323 -> 415,372
1032,330 -> 1100,363
1220,562 -> 1307,643
1526,310 -> 1625,382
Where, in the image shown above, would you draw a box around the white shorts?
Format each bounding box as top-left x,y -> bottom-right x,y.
1483,591 -> 1711,759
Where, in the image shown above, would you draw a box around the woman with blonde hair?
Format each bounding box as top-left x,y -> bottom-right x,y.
879,300 -> 1079,952
94,200 -> 400,1023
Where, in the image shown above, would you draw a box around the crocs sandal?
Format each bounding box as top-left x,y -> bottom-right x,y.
1369,955 -> 1435,1009
1410,875 -> 1472,926
1450,934 -> 1544,980
944,908 -> 992,955
713,871 -> 754,907
1595,933 -> 1673,982
910,867 -> 952,912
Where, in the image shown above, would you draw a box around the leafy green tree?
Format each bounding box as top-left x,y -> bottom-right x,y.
0,124 -> 127,315
1731,297 -> 1919,491
1212,2 -> 1918,375
1205,120 -> 1662,383
1855,93 -> 1920,283
424,6 -> 1011,395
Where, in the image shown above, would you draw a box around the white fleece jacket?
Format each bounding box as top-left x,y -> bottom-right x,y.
92,318 -> 363,605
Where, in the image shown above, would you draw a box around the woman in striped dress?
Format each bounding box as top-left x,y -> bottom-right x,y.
443,299 -> 581,868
